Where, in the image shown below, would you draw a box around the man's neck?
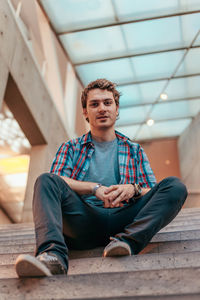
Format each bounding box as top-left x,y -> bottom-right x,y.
91,127 -> 116,142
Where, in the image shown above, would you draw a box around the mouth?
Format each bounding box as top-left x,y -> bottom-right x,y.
97,116 -> 108,120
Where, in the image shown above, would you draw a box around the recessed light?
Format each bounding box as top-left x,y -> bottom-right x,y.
160,93 -> 168,100
146,119 -> 154,126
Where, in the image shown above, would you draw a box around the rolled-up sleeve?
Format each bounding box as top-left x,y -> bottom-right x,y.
137,146 -> 156,188
50,142 -> 74,177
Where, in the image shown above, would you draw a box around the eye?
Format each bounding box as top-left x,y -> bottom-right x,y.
90,102 -> 98,107
104,100 -> 112,105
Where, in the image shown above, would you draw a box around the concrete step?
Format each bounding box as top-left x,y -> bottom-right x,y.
0,207 -> 198,231
0,238 -> 34,246
0,234 -> 35,242
0,267 -> 200,299
1,236 -> 200,265
0,212 -> 200,235
1,250 -> 200,279
0,227 -> 34,235
1,226 -> 200,245
0,210 -> 199,241
0,228 -> 200,252
179,207 -> 200,214
160,224 -> 200,233
0,223 -> 34,230
0,233 -> 200,256
0,221 -> 200,243
0,209 -> 200,300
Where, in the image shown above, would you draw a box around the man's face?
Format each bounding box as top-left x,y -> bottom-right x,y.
83,88 -> 119,131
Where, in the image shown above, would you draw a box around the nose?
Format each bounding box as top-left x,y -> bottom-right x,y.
98,102 -> 106,112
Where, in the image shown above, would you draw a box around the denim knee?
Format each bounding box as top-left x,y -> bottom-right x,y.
35,172 -> 56,185
159,176 -> 188,206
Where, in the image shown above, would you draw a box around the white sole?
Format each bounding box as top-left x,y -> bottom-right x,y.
103,241 -> 131,257
15,254 -> 52,278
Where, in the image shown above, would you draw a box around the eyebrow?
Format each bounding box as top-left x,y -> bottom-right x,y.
88,98 -> 114,102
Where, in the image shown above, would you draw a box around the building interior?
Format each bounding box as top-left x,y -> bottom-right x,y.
0,0 -> 200,224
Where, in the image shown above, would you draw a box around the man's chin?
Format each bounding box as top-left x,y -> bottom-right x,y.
96,123 -> 115,130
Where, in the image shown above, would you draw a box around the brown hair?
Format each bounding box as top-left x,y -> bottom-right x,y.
81,78 -> 120,108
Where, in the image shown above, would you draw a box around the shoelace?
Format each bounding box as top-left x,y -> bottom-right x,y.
110,237 -> 118,242
38,253 -> 58,262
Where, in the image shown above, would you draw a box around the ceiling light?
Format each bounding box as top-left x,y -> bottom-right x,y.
146,119 -> 154,126
160,93 -> 168,100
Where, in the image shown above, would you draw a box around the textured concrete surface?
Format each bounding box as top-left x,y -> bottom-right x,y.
0,55 -> 9,108
178,111 -> 200,199
0,208 -> 200,299
0,0 -> 69,223
2,251 -> 200,279
1,238 -> 200,256
0,267 -> 200,299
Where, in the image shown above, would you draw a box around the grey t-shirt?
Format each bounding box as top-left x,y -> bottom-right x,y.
82,138 -> 120,206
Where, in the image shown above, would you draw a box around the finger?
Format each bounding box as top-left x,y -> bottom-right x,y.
107,189 -> 122,202
111,191 -> 127,207
103,197 -> 113,208
104,185 -> 118,194
111,201 -> 124,208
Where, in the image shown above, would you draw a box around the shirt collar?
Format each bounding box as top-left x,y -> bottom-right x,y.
80,130 -> 130,145
80,131 -> 93,145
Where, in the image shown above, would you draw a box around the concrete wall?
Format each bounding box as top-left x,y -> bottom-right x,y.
9,0 -> 87,138
0,0 -> 70,222
0,209 -> 12,224
141,138 -> 181,182
0,57 -> 9,108
178,112 -> 200,207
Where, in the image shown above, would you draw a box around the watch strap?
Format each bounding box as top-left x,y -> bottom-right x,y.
132,183 -> 142,197
92,183 -> 102,195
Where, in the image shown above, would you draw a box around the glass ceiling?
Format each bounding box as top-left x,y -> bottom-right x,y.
39,0 -> 200,141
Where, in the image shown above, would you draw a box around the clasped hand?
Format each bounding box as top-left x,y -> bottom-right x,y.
95,184 -> 135,208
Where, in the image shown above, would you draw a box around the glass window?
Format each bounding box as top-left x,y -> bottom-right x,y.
136,119 -> 192,140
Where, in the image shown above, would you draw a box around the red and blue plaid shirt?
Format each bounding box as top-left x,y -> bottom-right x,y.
50,131 -> 156,188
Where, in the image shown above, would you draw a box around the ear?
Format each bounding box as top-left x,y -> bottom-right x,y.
116,105 -> 119,115
83,108 -> 88,119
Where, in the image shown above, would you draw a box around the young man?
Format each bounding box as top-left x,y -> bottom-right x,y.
15,79 -> 187,277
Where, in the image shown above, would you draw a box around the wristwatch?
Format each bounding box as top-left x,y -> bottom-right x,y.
92,183 -> 102,195
132,183 -> 142,198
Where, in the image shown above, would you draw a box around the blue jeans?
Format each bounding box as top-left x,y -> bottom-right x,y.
33,173 -> 187,270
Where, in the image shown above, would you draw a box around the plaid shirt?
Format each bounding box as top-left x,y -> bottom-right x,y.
50,131 -> 156,188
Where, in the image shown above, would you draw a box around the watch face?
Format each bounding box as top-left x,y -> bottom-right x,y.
138,184 -> 142,193
135,184 -> 142,195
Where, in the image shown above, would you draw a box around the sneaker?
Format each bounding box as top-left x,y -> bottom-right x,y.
103,237 -> 131,257
15,252 -> 67,278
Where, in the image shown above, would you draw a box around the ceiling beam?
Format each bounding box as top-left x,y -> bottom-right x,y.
74,45 -> 200,66
116,116 -> 193,128
36,0 -> 84,89
120,96 -> 200,109
117,73 -> 200,86
57,10 -> 200,35
137,135 -> 180,143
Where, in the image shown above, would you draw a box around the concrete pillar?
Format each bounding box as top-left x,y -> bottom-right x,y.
178,112 -> 200,207
0,56 -> 9,108
0,1 -> 69,222
35,1 -> 65,123
178,112 -> 200,189
22,145 -> 48,222
4,75 -> 46,145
